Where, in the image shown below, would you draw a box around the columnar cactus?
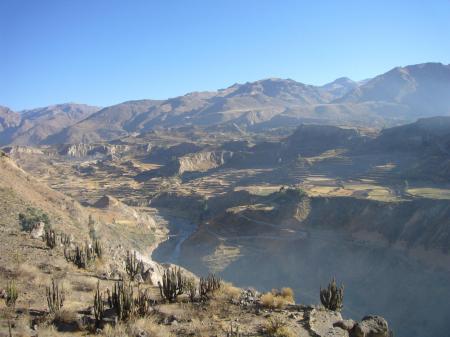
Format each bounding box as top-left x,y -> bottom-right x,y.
46,279 -> 65,314
186,277 -> 197,302
43,229 -> 57,249
199,273 -> 221,300
320,278 -> 344,311
5,280 -> 18,308
64,244 -> 96,268
135,286 -> 153,316
60,233 -> 71,247
125,251 -> 144,281
93,281 -> 104,328
93,238 -> 102,259
158,267 -> 185,301
73,246 -> 87,268
112,281 -> 134,321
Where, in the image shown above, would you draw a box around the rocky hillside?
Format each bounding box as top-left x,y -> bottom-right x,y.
0,103 -> 100,146
339,63 -> 450,117
0,149 -> 392,337
0,152 -> 89,236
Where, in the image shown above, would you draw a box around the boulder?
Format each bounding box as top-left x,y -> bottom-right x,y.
334,319 -> 356,331
353,316 -> 389,337
30,222 -> 45,239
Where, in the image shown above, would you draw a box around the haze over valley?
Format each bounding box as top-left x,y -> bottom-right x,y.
2,1 -> 450,336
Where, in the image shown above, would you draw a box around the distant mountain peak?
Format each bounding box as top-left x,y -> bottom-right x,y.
2,62 -> 450,145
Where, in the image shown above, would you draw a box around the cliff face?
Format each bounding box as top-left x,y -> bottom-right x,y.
177,151 -> 233,174
304,196 -> 450,256
58,143 -> 130,157
138,150 -> 234,180
2,146 -> 44,155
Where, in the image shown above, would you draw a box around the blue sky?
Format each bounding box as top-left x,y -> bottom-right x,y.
1,0 -> 449,110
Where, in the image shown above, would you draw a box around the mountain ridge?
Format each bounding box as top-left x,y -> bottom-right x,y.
2,62 -> 450,145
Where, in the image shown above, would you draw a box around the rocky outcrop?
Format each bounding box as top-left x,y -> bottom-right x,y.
30,222 -> 45,239
93,195 -> 156,228
177,151 -> 233,174
149,143 -> 203,164
353,316 -> 389,337
2,146 -> 44,155
93,195 -> 121,209
58,143 -> 129,157
137,150 -> 233,180
332,316 -> 390,337
284,124 -> 364,157
308,308 -> 347,336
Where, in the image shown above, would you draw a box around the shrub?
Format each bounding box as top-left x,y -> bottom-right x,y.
261,288 -> 294,309
261,292 -> 276,308
264,316 -> 295,337
19,207 -> 50,231
217,282 -> 241,302
280,287 -> 294,300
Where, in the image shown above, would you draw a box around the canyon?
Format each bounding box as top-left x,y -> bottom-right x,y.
3,113 -> 450,337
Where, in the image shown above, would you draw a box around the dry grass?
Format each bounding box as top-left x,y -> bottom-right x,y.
102,317 -> 173,337
189,317 -> 217,337
280,287 -> 294,300
15,263 -> 49,286
3,311 -> 32,337
215,282 -> 241,302
69,276 -> 97,292
53,309 -> 78,325
264,316 -> 295,337
36,325 -> 60,337
261,288 -> 295,309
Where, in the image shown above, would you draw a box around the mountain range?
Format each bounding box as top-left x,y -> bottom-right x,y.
1,62 -> 450,145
